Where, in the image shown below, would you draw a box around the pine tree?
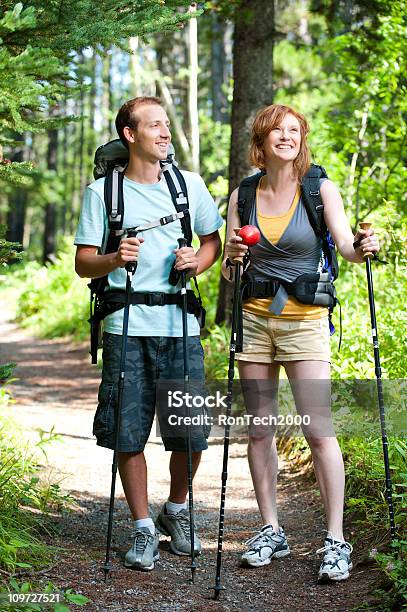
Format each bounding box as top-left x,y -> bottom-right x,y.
0,0 -> 193,184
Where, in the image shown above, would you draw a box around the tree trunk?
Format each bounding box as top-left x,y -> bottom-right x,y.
102,51 -> 113,141
188,5 -> 200,173
78,56 -> 86,201
6,134 -> 27,246
43,125 -> 58,264
215,0 -> 275,325
87,50 -> 97,178
210,13 -> 228,123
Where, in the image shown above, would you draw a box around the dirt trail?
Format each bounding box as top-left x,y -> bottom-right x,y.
1,302 -> 381,611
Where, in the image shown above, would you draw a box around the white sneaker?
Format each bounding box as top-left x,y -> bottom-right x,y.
241,525 -> 290,567
317,533 -> 353,582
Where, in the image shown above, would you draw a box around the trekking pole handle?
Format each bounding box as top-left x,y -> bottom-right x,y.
178,237 -> 188,249
125,229 -> 138,273
359,222 -> 374,259
233,228 -> 245,264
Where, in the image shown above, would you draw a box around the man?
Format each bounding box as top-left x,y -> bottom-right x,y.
74,96 -> 222,570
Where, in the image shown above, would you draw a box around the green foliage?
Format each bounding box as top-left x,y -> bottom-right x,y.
2,579 -> 91,611
0,0 -> 193,186
0,4 -> 69,172
198,113 -> 230,201
331,258 -> 407,379
15,242 -> 88,340
202,323 -> 232,379
0,412 -> 62,574
343,437 -> 406,533
311,2 -> 407,229
1,1 -> 193,57
0,224 -> 22,265
374,539 -> 407,610
0,362 -> 16,385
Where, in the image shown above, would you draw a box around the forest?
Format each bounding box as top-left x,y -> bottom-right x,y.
0,0 -> 406,609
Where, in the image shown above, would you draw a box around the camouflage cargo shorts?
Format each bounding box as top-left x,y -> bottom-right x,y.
93,332 -> 208,453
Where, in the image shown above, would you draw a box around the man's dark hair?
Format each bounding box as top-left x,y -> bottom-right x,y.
115,96 -> 163,148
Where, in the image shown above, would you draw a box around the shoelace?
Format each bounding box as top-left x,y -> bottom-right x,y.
316,540 -> 353,560
134,529 -> 154,554
245,530 -> 281,550
170,510 -> 192,541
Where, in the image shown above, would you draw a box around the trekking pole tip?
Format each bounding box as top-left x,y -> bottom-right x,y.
190,559 -> 197,583
103,564 -> 111,582
212,575 -> 226,600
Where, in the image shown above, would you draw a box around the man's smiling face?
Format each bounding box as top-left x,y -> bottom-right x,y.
128,104 -> 171,162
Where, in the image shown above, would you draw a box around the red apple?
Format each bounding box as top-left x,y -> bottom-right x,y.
238,225 -> 261,246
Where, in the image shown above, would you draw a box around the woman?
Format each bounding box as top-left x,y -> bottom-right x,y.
222,104 -> 379,582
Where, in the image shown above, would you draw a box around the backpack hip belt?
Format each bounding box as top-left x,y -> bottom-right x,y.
89,289 -> 205,363
240,272 -> 336,307
236,272 -> 337,353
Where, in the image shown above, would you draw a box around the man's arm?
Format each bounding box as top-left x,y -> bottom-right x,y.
174,230 -> 222,278
75,236 -> 144,279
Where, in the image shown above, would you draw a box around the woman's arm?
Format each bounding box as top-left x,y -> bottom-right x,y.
221,188 -> 249,282
320,180 -> 379,263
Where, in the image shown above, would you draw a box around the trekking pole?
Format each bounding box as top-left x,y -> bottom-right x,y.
359,222 -> 396,541
177,236 -> 197,582
213,226 -> 260,599
104,229 -> 138,580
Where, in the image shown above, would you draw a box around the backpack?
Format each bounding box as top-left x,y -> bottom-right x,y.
87,139 -> 204,364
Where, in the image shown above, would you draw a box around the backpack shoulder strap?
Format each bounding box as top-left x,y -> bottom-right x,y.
237,171 -> 264,226
104,166 -> 125,231
102,165 -> 126,256
300,163 -> 328,237
161,162 -> 193,246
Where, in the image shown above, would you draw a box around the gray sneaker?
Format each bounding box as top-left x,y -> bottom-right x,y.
155,505 -> 202,556
124,527 -> 160,571
241,525 -> 290,567
317,533 -> 353,582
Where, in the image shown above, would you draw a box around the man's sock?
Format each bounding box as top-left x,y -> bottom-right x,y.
166,500 -> 187,514
134,517 -> 155,535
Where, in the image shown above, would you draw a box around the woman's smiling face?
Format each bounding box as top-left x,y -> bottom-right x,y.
263,113 -> 301,163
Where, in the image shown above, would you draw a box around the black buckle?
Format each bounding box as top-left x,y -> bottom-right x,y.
144,292 -> 166,306
161,213 -> 177,226
309,190 -> 320,196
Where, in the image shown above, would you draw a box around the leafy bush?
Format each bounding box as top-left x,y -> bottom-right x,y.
331,259 -> 406,379
0,368 -> 69,577
374,539 -> 407,610
0,412 -> 65,574
15,244 -> 88,341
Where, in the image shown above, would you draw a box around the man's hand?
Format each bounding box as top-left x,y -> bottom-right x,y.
174,245 -> 199,278
115,236 -> 145,268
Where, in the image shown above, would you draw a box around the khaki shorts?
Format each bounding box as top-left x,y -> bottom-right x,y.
237,310 -> 331,364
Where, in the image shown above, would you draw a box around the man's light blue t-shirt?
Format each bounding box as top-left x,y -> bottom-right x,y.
74,171 -> 223,337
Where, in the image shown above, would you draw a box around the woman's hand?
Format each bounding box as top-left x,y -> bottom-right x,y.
225,228 -> 249,264
353,227 -> 380,258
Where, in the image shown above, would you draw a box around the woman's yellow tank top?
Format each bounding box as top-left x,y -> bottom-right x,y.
243,181 -> 328,320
